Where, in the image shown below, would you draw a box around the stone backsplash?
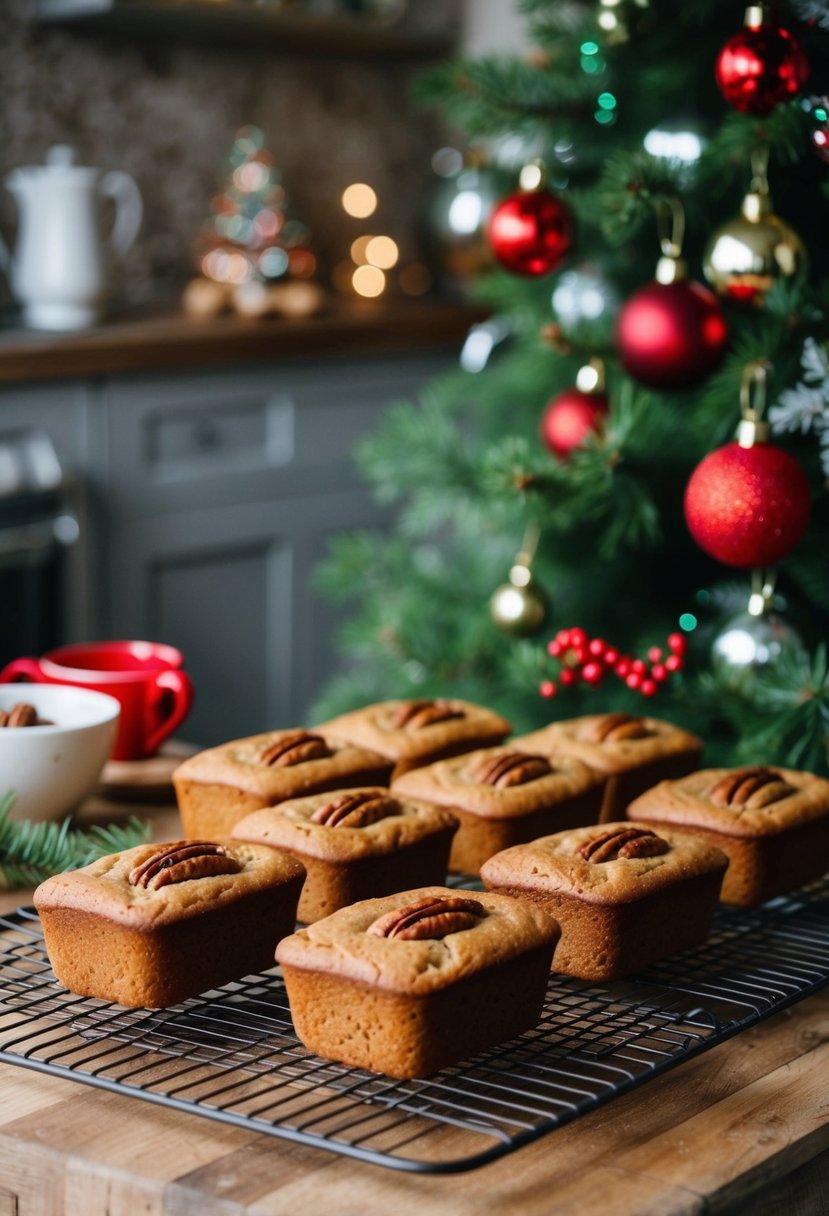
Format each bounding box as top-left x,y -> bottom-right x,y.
0,1 -> 457,307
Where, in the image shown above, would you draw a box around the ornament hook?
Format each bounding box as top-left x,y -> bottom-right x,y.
655,196 -> 686,284
738,359 -> 771,446
656,195 -> 685,260
750,144 -> 770,195
513,521 -> 541,574
519,160 -> 546,192
748,568 -> 777,617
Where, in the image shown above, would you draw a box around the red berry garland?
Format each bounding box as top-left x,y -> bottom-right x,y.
540,628 -> 687,699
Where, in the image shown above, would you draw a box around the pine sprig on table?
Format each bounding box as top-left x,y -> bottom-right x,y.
0,792 -> 151,889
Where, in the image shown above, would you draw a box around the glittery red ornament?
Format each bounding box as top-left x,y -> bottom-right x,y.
487,188 -> 573,276
540,387 -> 609,459
715,21 -> 809,116
684,441 -> 812,568
616,280 -> 729,390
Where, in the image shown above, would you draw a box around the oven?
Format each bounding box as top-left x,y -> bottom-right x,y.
0,430 -> 79,668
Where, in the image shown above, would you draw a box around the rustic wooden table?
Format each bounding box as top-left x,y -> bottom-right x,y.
1,794 -> 827,1216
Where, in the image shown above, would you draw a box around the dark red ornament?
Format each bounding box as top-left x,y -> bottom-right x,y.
715,20 -> 809,116
540,387 -> 609,459
616,280 -> 728,391
684,441 -> 812,568
488,188 -> 573,276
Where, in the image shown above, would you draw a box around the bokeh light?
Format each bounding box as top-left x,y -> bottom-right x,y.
365,236 -> 399,269
342,183 -> 378,218
352,265 -> 386,297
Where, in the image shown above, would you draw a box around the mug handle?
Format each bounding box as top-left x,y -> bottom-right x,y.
0,657 -> 45,683
145,669 -> 194,757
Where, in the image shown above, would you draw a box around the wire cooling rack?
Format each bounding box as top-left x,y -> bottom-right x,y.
1,880 -> 828,1174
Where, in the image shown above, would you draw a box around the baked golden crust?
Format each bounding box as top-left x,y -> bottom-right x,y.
392,746 -> 604,874
173,728 -> 395,838
34,840 -> 306,1008
232,789 -> 459,921
480,822 -> 727,906
481,823 -> 727,981
513,713 -> 702,776
172,729 -> 393,800
34,840 -> 305,928
392,747 -> 603,818
513,713 -> 702,823
626,766 -> 829,906
232,788 -> 457,862
276,885 -> 558,997
314,699 -> 511,775
626,766 -> 829,838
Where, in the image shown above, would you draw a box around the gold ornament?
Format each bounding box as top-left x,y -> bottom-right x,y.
703,150 -> 806,306
490,525 -> 549,637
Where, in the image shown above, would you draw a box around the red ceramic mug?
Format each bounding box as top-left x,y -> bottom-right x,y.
0,641 -> 194,762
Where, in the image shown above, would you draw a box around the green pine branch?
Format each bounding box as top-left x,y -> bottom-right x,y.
0,792 -> 151,889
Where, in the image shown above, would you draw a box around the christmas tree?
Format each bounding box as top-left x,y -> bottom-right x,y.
314,0 -> 829,775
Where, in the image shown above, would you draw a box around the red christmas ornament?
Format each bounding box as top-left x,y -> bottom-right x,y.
488,181 -> 572,277
540,359 -> 609,459
715,17 -> 809,116
616,279 -> 728,390
684,441 -> 812,568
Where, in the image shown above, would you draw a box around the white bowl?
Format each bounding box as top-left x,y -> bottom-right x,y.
0,685 -> 120,823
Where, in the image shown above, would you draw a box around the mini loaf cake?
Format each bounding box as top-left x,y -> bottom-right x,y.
34,839 -> 306,1008
480,822 -> 727,981
231,787 -> 459,922
392,746 -> 605,875
627,765 -> 829,906
172,728 -> 394,838
314,698 -> 511,779
513,712 -> 702,823
276,886 -> 559,1079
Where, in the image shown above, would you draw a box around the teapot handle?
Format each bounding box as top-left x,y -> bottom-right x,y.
101,170 -> 143,257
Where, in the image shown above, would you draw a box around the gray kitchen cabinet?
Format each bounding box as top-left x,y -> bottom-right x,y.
95,351 -> 451,745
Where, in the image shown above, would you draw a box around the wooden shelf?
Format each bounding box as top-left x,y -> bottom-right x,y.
0,296 -> 487,382
34,0 -> 456,59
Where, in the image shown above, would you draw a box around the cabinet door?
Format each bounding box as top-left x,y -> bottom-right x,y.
101,352 -> 452,741
102,354 -> 452,515
108,488 -> 389,746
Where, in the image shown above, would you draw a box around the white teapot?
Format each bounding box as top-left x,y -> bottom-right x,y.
0,145 -> 142,331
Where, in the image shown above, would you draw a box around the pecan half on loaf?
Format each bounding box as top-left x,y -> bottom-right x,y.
708,767 -> 794,809
367,894 -> 486,940
581,712 -> 654,744
472,751 -> 552,788
259,732 -> 332,767
128,841 -> 242,890
390,700 -> 465,731
311,791 -> 400,829
578,827 -> 670,863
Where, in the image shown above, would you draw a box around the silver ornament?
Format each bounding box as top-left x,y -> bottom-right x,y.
711,609 -> 802,683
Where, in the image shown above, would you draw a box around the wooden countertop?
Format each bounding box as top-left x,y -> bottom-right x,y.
0,296 -> 487,384
1,796 -> 828,1215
